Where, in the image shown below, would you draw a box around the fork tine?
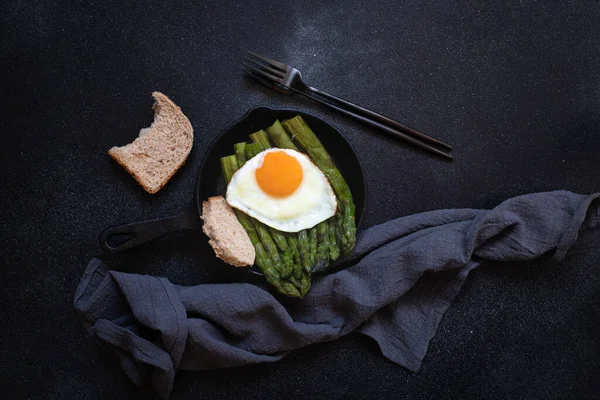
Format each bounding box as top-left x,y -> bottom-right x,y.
247,51 -> 287,72
244,56 -> 285,78
242,62 -> 283,83
242,67 -> 279,89
243,66 -> 291,95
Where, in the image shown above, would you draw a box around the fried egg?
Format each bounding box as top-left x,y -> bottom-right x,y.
226,148 -> 337,232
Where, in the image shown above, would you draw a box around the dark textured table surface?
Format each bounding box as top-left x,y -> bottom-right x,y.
2,1 -> 600,399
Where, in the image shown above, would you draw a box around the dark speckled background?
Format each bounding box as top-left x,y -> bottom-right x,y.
2,0 -> 600,399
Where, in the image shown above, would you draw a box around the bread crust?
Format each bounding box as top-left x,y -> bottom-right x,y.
108,92 -> 193,194
201,196 -> 255,267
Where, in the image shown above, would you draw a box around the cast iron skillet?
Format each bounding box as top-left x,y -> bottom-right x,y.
99,107 -> 366,276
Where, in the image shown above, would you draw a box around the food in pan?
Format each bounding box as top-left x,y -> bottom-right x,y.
201,196 -> 255,267
202,116 -> 356,298
108,92 -> 193,194
226,148 -> 337,232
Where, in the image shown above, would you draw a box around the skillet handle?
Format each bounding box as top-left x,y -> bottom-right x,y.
99,205 -> 200,253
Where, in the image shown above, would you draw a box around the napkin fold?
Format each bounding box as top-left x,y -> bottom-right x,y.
74,191 -> 600,399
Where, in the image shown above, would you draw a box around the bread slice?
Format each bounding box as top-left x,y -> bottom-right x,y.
108,92 -> 194,194
201,196 -> 255,267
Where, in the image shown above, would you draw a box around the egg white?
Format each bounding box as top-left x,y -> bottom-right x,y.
226,148 -> 337,232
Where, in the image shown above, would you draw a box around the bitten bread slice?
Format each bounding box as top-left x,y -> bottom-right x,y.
201,196 -> 255,267
108,92 -> 194,194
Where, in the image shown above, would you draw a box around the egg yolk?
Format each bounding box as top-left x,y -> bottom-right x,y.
255,151 -> 303,197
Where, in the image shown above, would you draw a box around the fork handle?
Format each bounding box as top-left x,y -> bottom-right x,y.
291,87 -> 452,160
305,86 -> 451,151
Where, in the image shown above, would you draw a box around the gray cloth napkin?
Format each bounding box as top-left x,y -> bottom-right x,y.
74,191 -> 600,399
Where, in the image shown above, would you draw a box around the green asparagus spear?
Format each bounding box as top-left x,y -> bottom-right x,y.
246,142 -> 262,160
297,230 -> 312,274
250,129 -> 271,150
285,235 -> 303,280
307,224 -> 321,270
221,154 -> 300,297
328,217 -> 340,262
279,229 -> 319,277
252,220 -> 283,271
266,120 -> 299,151
269,230 -> 294,278
335,212 -> 344,248
298,272 -> 311,297
234,142 -> 247,166
287,230 -> 312,297
314,221 -> 330,272
282,116 -> 356,255
308,228 -> 318,272
220,155 -> 239,183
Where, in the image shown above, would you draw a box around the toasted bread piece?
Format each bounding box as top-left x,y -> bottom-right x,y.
108,92 -> 193,194
201,196 -> 255,267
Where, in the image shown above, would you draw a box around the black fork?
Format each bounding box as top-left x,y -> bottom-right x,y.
243,51 -> 453,160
